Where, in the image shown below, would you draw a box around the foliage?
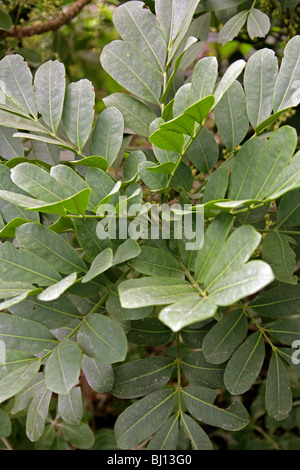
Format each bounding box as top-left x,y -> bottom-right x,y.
0,0 -> 299,451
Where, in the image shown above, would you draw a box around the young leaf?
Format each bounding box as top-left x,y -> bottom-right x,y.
37,273 -> 78,302
114,389 -> 175,449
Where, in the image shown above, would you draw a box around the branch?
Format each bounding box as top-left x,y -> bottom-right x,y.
0,0 -> 93,38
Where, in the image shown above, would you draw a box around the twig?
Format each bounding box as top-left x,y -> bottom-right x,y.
0,0 -> 93,38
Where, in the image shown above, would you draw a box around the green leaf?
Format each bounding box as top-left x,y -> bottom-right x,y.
266,318 -> 300,346
26,386 -> 52,442
148,415 -> 179,450
0,291 -> 42,311
106,282 -> 152,322
103,93 -> 156,138
77,313 -> 127,363
31,140 -> 60,166
73,218 -> 110,259
113,239 -> 141,265
247,9 -> 270,40
202,309 -> 248,364
11,373 -> 44,414
123,150 -> 146,182
0,110 -> 44,133
208,260 -> 275,306
181,323 -> 214,349
262,232 -> 297,285
265,352 -> 293,421
218,11 -> 249,46
0,7 -> 12,30
128,245 -> 184,279
214,59 -> 246,106
190,57 -> 218,103
112,357 -> 174,398
119,276 -> 195,308
62,80 -> 95,151
113,1 -> 166,72
44,338 -> 82,394
91,107 -> 124,167
224,331 -> 265,395
0,125 -> 24,160
273,35 -> 300,112
277,188 -> 300,226
0,409 -> 11,438
8,294 -> 81,329
82,355 -> 114,393
202,160 -> 231,203
159,296 -> 217,332
149,119 -> 178,165
127,318 -> 173,346
61,422 -> 94,449
0,241 -> 61,286
37,273 -> 77,302
244,48 -> 278,128
182,385 -> 250,430
114,389 -> 175,449
34,60 -> 66,133
58,387 -> 83,425
82,248 -> 113,283
100,40 -> 162,106
0,359 -> 41,403
85,167 -> 116,209
187,126 -> 219,173
181,350 -> 225,388
0,279 -> 38,299
16,223 -> 87,275
0,55 -> 37,117
249,284 -> 300,318
214,80 -> 249,150
138,161 -> 168,190
180,413 -> 212,450
0,313 -> 57,353
70,156 -> 108,172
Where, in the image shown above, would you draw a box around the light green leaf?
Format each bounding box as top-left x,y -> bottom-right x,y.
262,232 -> 297,285
77,313 -> 127,363
224,331 -> 265,395
70,156 -> 108,172
202,309 -> 248,364
214,80 -> 249,150
247,9 -> 270,40
11,373 -> 44,414
82,248 -> 113,283
114,389 -> 175,449
208,260 -> 275,306
112,357 -> 174,399
218,10 -> 249,46
273,35 -> 300,112
0,279 -> 38,299
244,48 -> 278,128
82,355 -> 114,393
44,338 -> 82,395
0,125 -> 24,160
119,277 -> 195,308
214,59 -> 246,106
34,60 -> 66,133
16,223 -> 87,275
182,385 -> 250,430
180,413 -> 212,450
37,273 -> 77,302
0,110 -> 44,133
159,296 -> 217,332
113,239 -> 141,266
62,79 -> 95,151
58,387 -> 83,425
26,386 -> 52,442
91,107 -> 124,167
31,140 -> 60,166
265,352 -> 293,421
0,54 -> 37,117
190,57 -> 218,103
